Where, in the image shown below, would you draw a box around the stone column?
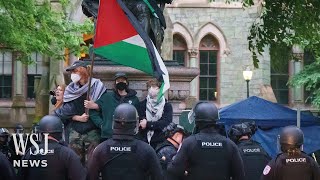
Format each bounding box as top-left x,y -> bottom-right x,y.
11,53 -> 27,124
188,49 -> 199,98
34,56 -> 50,123
48,59 -> 65,112
161,8 -> 173,60
291,44 -> 304,104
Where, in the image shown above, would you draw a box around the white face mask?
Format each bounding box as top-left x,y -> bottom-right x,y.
148,87 -> 160,98
71,73 -> 81,83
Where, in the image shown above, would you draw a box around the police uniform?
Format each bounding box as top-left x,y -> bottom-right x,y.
261,125 -> 320,180
88,103 -> 163,180
18,115 -> 87,180
237,139 -> 271,180
18,140 -> 86,180
88,138 -> 163,180
261,152 -> 320,180
0,152 -> 16,180
168,128 -> 245,179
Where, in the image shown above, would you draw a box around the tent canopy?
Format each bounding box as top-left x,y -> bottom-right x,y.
219,96 -> 320,157
219,96 -> 319,127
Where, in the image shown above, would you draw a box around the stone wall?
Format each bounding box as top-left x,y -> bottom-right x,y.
166,3 -> 270,106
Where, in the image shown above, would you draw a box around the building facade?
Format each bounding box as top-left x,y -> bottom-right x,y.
0,0 -> 318,128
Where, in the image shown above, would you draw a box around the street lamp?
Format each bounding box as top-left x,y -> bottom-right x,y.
243,67 -> 253,98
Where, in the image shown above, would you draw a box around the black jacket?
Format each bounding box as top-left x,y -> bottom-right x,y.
137,99 -> 173,148
18,140 -> 87,180
88,137 -> 163,180
237,139 -> 271,180
54,93 -> 98,134
167,127 -> 245,180
0,152 -> 16,180
260,152 -> 320,180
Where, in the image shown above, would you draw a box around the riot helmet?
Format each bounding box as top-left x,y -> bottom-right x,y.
279,126 -> 304,152
0,128 -> 10,146
228,122 -> 256,143
193,102 -> 219,123
15,124 -> 24,134
39,115 -> 64,141
163,122 -> 186,139
113,103 -> 139,137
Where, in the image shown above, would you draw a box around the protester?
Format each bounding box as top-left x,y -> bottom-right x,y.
88,104 -> 163,180
54,60 -> 106,164
89,72 -> 139,142
137,79 -> 173,149
51,84 -> 66,109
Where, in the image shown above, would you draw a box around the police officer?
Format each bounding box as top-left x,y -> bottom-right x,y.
0,151 -> 17,180
228,122 -> 271,180
167,102 -> 245,180
261,126 -> 320,180
88,103 -> 163,180
0,128 -> 14,162
18,115 -> 87,180
155,123 -> 186,179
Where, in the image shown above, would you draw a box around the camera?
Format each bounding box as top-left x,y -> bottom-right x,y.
49,90 -> 56,96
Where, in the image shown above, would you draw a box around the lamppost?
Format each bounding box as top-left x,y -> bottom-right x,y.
243,67 -> 253,98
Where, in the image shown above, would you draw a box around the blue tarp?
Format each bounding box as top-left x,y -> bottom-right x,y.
219,96 -> 319,127
219,96 -> 320,158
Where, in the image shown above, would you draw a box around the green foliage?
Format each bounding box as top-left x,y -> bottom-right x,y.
248,0 -> 320,66
289,59 -> 320,107
0,0 -> 94,63
247,0 -> 320,107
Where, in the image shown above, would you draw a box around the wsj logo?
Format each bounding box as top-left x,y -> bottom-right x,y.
286,158 -> 307,163
11,133 -> 50,168
243,148 -> 261,153
202,142 -> 222,147
110,146 -> 131,152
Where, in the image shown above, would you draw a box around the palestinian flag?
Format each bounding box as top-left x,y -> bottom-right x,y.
93,0 -> 170,98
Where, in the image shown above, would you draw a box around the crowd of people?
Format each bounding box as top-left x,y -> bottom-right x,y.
0,61 -> 319,180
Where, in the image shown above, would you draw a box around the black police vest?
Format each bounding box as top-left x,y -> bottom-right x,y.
24,142 -> 67,180
101,142 -> 147,180
187,134 -> 229,180
155,140 -> 177,170
274,153 -> 313,180
238,140 -> 270,180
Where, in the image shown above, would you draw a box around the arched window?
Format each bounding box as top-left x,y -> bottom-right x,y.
173,34 -> 188,66
199,35 -> 219,101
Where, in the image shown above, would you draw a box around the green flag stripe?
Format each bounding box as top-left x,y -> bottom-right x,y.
94,41 -> 154,75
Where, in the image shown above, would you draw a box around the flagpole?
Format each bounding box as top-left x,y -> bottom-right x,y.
85,53 -> 95,115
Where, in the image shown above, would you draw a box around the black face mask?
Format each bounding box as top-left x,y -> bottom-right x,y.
116,82 -> 127,91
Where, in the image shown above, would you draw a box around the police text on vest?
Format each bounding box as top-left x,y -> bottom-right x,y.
285,158 -> 306,163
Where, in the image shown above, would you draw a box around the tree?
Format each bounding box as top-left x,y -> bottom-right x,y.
0,0 -> 93,122
0,0 -> 93,63
246,0 -> 320,107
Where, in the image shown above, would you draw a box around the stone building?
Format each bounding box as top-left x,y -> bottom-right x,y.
0,0 -> 318,129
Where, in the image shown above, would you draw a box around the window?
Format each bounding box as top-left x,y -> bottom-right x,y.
199,35 -> 219,101
0,51 -> 13,99
27,53 -> 42,99
271,62 -> 289,104
173,34 -> 187,66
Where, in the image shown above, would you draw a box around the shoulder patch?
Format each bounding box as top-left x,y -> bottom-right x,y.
263,165 -> 271,175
